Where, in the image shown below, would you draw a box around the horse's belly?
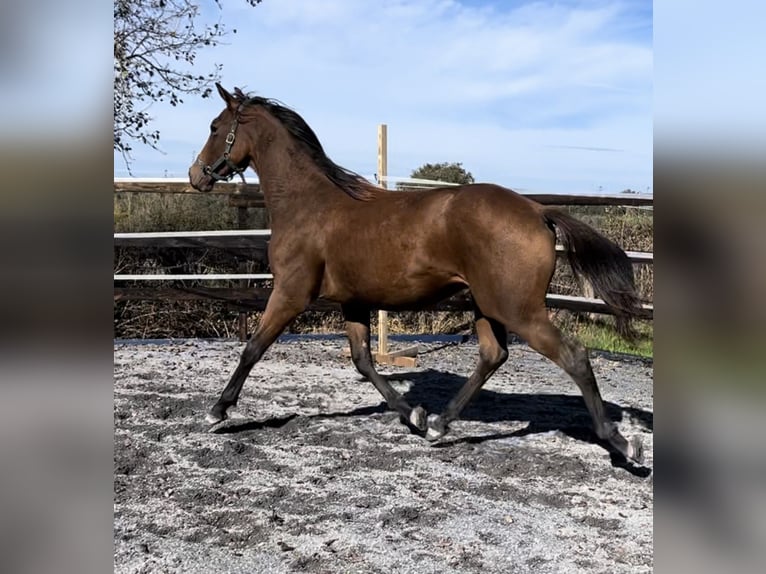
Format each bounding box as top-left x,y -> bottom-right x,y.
319,264 -> 466,309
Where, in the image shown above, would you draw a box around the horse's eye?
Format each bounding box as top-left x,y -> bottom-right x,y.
210,124 -> 217,135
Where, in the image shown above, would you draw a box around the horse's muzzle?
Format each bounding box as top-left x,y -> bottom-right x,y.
188,165 -> 214,192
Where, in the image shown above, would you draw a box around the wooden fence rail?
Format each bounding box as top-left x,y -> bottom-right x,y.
113,286 -> 654,319
114,179 -> 653,208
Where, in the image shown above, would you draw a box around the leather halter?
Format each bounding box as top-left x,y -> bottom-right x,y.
195,105 -> 247,182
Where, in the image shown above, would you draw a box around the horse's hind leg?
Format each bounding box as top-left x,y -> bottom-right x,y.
207,290 -> 305,425
516,310 -> 644,464
425,312 -> 508,441
342,304 -> 426,432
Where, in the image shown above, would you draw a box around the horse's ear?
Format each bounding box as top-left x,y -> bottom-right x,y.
216,83 -> 236,110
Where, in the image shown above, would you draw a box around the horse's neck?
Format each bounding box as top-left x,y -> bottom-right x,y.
255,150 -> 332,224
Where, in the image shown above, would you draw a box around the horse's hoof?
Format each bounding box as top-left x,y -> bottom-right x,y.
206,413 -> 225,425
627,435 -> 644,465
410,406 -> 427,431
425,414 -> 447,442
205,406 -> 228,427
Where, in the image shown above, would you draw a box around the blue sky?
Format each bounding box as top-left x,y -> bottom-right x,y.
114,0 -> 653,194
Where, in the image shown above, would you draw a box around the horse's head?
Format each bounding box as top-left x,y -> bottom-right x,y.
189,83 -> 252,192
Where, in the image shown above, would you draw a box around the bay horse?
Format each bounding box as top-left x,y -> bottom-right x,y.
188,83 -> 645,465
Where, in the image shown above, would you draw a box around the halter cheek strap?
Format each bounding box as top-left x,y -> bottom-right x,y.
196,106 -> 247,182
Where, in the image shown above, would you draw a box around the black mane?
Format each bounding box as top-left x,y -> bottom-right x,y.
233,89 -> 378,201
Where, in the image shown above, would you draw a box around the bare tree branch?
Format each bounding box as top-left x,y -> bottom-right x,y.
114,0 -> 263,171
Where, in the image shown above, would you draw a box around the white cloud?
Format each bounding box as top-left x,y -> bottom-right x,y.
115,0 -> 652,193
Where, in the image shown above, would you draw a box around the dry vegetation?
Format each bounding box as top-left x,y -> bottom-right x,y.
114,193 -> 653,354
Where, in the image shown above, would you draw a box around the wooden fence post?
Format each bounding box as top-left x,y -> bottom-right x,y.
237,205 -> 248,342
373,125 -> 418,367
377,124 -> 389,357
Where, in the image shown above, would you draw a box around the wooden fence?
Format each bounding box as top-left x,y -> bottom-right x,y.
114,179 -> 653,340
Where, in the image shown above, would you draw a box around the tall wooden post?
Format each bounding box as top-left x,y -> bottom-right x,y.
371,124 -> 418,367
377,124 -> 389,357
237,205 -> 248,342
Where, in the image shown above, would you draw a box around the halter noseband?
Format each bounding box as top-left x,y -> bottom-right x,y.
196,105 -> 248,182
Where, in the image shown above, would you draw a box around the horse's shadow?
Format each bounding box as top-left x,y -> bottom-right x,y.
392,368 -> 652,476
392,368 -> 653,432
217,368 -> 653,476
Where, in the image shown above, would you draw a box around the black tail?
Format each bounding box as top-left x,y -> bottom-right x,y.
543,208 -> 642,342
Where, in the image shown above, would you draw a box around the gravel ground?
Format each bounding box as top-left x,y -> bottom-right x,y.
114,336 -> 653,573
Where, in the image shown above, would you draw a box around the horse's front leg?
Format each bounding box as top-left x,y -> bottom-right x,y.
206,288 -> 307,425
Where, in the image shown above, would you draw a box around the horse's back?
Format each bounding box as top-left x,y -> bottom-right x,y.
447,183 -> 543,221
